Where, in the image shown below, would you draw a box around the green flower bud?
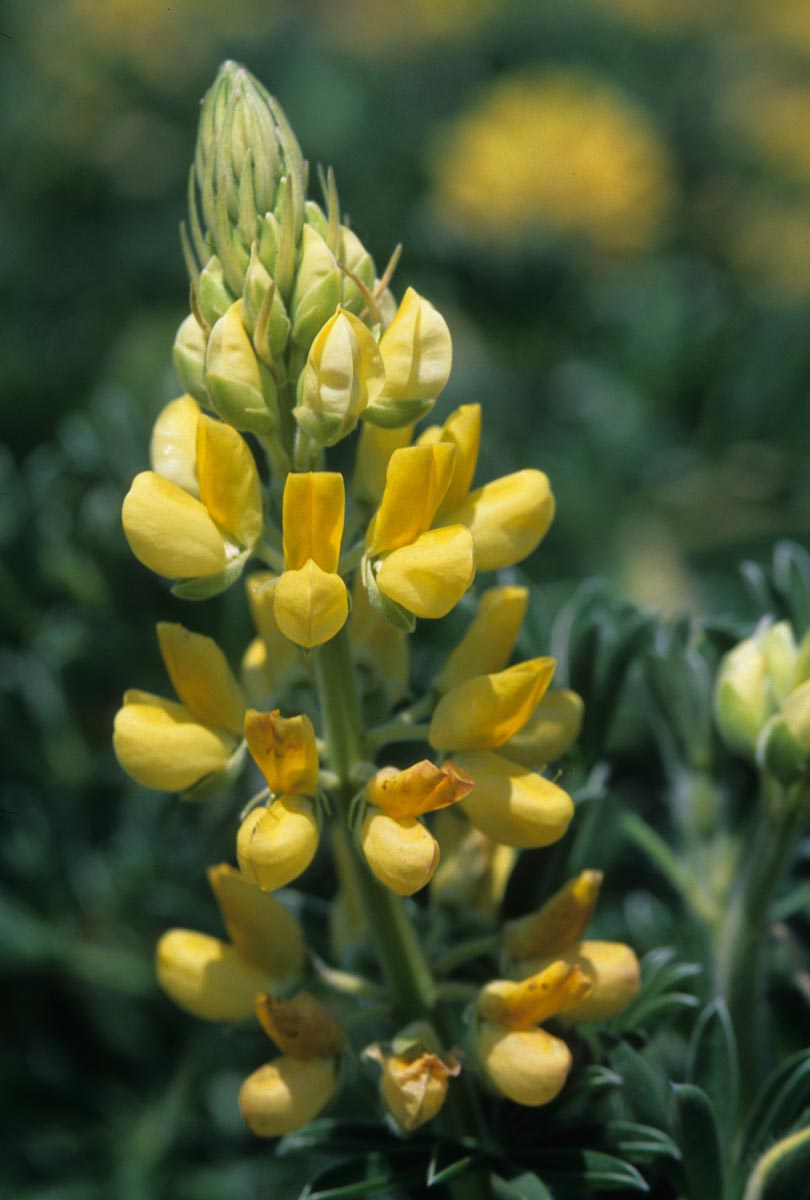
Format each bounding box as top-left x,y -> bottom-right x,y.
206,300 -> 279,436
242,246 -> 291,364
173,314 -> 209,405
198,256 -> 236,328
294,309 -> 385,447
339,225 -> 376,314
714,635 -> 773,759
757,680 -> 810,784
290,225 -> 342,351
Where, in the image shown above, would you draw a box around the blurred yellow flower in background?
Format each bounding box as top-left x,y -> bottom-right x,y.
321,0 -> 502,54
430,70 -> 673,255
722,70 -> 810,185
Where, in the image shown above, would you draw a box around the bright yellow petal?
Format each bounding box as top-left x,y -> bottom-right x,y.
377,287 -> 452,402
359,809 -> 440,896
368,444 -> 456,554
352,422 -> 414,506
240,1057 -> 338,1138
122,471 -> 227,579
376,525 -> 474,619
149,394 -> 200,496
429,658 -> 555,751
477,1023 -> 571,1107
207,863 -> 306,981
299,308 -> 385,433
237,797 -> 320,891
478,962 -> 592,1029
244,574 -> 307,697
113,691 -> 236,791
157,622 -> 245,735
349,570 -> 410,702
503,689 -> 584,767
519,941 -> 641,1025
274,560 -> 349,649
244,708 -> 319,795
455,749 -> 574,848
437,586 -> 529,693
503,870 -> 603,960
443,469 -> 555,571
255,992 -> 344,1059
282,472 -> 345,572
156,929 -> 266,1022
196,414 -> 263,550
366,760 -> 474,819
434,403 -> 481,518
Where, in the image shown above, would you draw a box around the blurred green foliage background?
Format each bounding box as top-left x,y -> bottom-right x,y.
3,0 -> 810,1195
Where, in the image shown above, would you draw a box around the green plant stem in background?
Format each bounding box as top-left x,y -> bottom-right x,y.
715,786 -> 804,1115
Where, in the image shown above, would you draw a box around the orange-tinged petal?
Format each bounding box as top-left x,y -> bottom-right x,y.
477,961 -> 592,1029
443,468 -> 554,571
503,870 -> 603,960
149,394 -> 200,496
196,414 -> 262,550
244,708 -> 319,795
429,658 -> 555,751
368,444 -> 456,554
437,586 -> 529,693
254,992 -> 344,1059
434,403 -> 482,519
157,622 -> 245,735
455,749 -> 574,848
274,559 -> 349,648
376,524 -> 475,619
366,760 -> 474,819
122,471 -> 227,579
282,472 -> 345,572
519,941 -> 641,1024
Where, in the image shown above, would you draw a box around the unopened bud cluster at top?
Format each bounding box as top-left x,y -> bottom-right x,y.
114,62 -> 640,1141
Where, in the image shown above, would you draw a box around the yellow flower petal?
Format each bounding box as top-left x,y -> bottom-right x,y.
376,524 -> 475,619
298,308 -> 385,443
352,422 -> 414,506
157,622 -> 245,735
503,870 -> 603,961
149,394 -> 200,496
443,468 -> 555,571
366,760 -> 474,820
274,559 -> 349,649
207,863 -> 306,981
240,1056 -> 338,1138
477,1022 -> 571,1107
359,809 -> 440,896
434,403 -> 481,519
237,797 -> 320,891
156,929 -> 266,1022
368,444 -> 456,554
429,658 -> 555,751
196,414 -> 262,550
377,287 -> 452,403
432,810 -> 516,922
349,570 -> 410,702
282,472 -> 345,572
455,749 -> 574,848
244,708 -> 319,796
244,574 -> 307,698
520,941 -> 641,1025
366,1045 -> 460,1132
477,961 -> 592,1029
122,471 -> 227,579
113,691 -> 236,792
504,689 -> 584,767
437,586 -> 529,693
255,992 -> 344,1059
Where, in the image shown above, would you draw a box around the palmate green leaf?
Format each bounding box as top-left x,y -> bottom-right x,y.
736,1051 -> 810,1182
610,1040 -> 673,1132
687,1000 -> 740,1143
490,1170 -> 553,1200
672,1083 -> 725,1200
742,1125 -> 810,1200
522,1149 -> 649,1193
603,1120 -> 681,1163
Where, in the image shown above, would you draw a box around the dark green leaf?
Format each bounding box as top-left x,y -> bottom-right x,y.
740,1052 -> 810,1173
773,881 -> 810,921
611,1041 -> 673,1131
742,1126 -> 810,1200
603,1120 -> 681,1162
302,1160 -> 423,1199
426,1143 -> 481,1187
524,1149 -> 649,1192
279,1119 -> 419,1158
687,1000 -> 740,1142
491,1171 -> 553,1200
673,1083 -> 725,1200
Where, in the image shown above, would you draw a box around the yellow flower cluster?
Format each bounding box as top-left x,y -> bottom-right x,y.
116,62 -> 640,1141
430,70 -> 673,255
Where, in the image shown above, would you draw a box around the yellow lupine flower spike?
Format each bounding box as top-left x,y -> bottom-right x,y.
366,760 -> 474,820
113,623 -> 245,793
274,471 -> 349,648
503,870 -> 603,961
477,961 -> 593,1030
437,585 -> 529,693
429,657 -> 556,751
244,708 -> 319,796
122,398 -> 262,581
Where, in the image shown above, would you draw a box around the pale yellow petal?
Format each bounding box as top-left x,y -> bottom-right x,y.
437,586 -> 529,692
435,403 -> 481,518
352,422 -> 414,506
429,658 -> 555,751
376,524 -> 474,619
122,471 -> 227,579
237,797 -> 320,891
477,1023 -> 571,1107
156,929 -> 265,1022
157,622 -> 245,735
503,689 -> 584,767
282,472 -> 345,572
207,863 -> 306,981
196,414 -> 263,550
149,395 -> 200,496
443,469 -> 555,571
274,560 -> 349,649
377,287 -> 452,402
368,444 -> 456,554
113,692 -> 235,791
359,809 -> 440,896
240,1057 -> 338,1138
455,749 -> 574,848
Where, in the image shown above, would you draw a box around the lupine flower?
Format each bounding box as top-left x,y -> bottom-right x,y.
241,573 -> 309,705
237,708 -> 321,890
113,622 -> 245,794
364,1024 -> 461,1132
156,864 -> 305,1022
121,395 -> 262,586
362,287 -> 453,428
274,472 -> 349,648
295,308 -> 385,447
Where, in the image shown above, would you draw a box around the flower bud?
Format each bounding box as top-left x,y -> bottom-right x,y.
477,1022 -> 571,1107
503,689 -> 584,768
206,300 -> 279,436
295,309 -> 385,447
155,930 -> 266,1022
173,314 -> 209,405
198,256 -> 236,327
242,247 -> 291,363
240,1056 -> 338,1137
437,586 -> 529,693
502,871 -> 603,961
714,635 -> 772,758
455,750 -> 574,849
290,224 -> 342,350
429,658 -> 556,752
520,941 -> 641,1024
237,797 -> 319,891
359,809 -> 440,896
208,864 -> 306,981
757,680 -> 810,784
441,469 -> 555,572
365,1041 -> 460,1132
339,223 -> 376,313
364,288 -> 452,428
